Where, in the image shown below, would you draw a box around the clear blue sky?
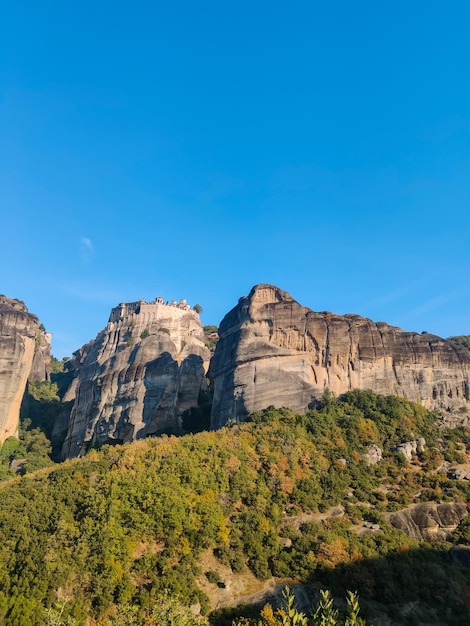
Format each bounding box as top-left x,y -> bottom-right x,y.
1,1 -> 469,358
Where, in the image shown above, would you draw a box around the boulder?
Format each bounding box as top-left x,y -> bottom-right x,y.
395,438 -> 426,462
361,444 -> 383,465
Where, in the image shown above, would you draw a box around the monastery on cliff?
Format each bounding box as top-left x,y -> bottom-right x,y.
109,296 -> 193,324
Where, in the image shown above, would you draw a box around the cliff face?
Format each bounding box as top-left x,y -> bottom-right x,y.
0,296 -> 50,444
209,284 -> 470,428
29,330 -> 52,382
388,502 -> 468,541
62,300 -> 211,459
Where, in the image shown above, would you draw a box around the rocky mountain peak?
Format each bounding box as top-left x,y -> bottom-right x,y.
62,296 -> 211,458
246,283 -> 295,306
209,284 -> 470,429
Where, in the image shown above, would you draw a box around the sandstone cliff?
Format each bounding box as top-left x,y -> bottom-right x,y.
209,284 -> 470,428
0,296 -> 50,444
29,330 -> 52,383
62,298 -> 210,458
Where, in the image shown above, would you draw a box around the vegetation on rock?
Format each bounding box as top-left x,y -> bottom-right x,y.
449,335 -> 470,353
0,378 -> 71,478
203,325 -> 219,353
20,379 -> 73,461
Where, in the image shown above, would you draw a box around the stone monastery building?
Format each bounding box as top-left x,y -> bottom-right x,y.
109,297 -> 193,324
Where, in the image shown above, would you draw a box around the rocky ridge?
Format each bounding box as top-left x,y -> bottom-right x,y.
62,298 -> 211,458
209,284 -> 470,428
0,296 -> 51,444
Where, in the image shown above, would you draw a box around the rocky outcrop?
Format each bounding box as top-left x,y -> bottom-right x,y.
388,502 -> 468,541
361,444 -> 383,465
0,296 -> 50,444
29,330 -> 52,382
62,299 -> 211,459
448,465 -> 470,481
209,284 -> 470,428
395,438 -> 426,462
60,340 -> 95,402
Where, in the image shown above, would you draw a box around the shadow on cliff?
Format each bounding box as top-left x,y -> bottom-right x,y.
20,385 -> 73,462
140,351 -> 207,437
209,544 -> 470,625
209,368 -> 250,429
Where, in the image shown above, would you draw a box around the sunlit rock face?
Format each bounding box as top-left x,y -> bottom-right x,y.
62,299 -> 210,459
388,502 -> 468,541
0,296 -> 50,444
209,284 -> 470,428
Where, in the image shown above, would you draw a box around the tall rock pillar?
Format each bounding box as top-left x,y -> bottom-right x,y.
0,296 -> 50,444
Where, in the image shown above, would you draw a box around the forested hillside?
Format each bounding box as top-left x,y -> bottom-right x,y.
1,391 -> 470,625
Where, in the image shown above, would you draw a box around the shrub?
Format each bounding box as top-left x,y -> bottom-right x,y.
205,570 -> 221,584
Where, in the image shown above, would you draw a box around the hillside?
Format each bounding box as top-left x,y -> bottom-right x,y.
1,391 -> 470,625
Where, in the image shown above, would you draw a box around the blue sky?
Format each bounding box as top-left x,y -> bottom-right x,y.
1,1 -> 470,358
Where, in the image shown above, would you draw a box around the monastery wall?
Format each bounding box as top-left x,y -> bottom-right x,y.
109,298 -> 194,325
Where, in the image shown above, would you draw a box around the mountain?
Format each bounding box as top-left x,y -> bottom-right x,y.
0,296 -> 51,444
61,297 -> 210,458
209,284 -> 470,428
3,290 -> 470,624
2,285 -> 470,457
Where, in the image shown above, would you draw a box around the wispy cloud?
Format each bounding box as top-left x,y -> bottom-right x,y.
80,237 -> 94,262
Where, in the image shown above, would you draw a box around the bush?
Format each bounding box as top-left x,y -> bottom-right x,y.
232,587 -> 366,625
205,570 -> 221,584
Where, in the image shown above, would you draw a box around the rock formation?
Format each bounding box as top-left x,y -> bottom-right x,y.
388,502 -> 468,541
395,438 -> 426,462
29,329 -> 52,382
62,298 -> 211,458
209,284 -> 470,428
0,296 -> 51,444
361,444 -> 383,466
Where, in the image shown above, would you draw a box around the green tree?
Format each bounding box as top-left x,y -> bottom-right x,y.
101,593 -> 208,625
451,516 -> 470,545
50,356 -> 65,374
